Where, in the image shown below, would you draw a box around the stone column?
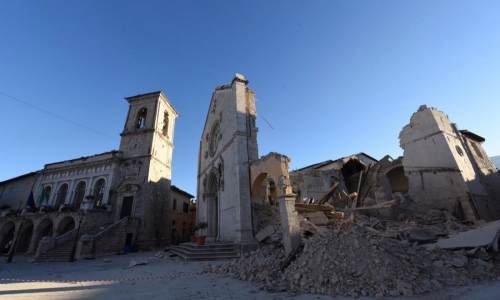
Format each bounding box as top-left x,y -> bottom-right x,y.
27,231 -> 41,254
278,194 -> 301,255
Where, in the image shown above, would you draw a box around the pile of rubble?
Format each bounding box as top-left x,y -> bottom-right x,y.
252,203 -> 283,243
210,201 -> 500,298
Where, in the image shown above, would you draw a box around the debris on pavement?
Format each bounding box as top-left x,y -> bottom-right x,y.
129,258 -> 148,267
210,196 -> 500,298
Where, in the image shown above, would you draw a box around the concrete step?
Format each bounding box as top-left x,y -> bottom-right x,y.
176,243 -> 237,251
170,242 -> 240,261
35,240 -> 76,262
34,223 -> 130,262
172,249 -> 238,257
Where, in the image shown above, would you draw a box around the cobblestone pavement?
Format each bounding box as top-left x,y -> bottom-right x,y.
0,251 -> 499,299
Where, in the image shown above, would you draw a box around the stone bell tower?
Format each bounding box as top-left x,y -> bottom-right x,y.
116,91 -> 178,248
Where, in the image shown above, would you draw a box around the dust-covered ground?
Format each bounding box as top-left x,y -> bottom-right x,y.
0,250 -> 499,299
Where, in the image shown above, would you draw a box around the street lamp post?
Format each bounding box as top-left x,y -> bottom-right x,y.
7,215 -> 26,263
69,210 -> 85,262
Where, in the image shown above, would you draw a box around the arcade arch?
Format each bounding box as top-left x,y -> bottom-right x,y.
0,221 -> 15,254
385,166 -> 409,193
17,220 -> 34,253
55,216 -> 76,237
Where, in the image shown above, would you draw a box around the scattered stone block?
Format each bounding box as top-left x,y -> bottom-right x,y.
476,258 -> 494,271
406,227 -> 437,243
433,260 -> 444,268
255,225 -> 275,242
450,258 -> 465,268
129,258 -> 147,267
403,288 -> 414,297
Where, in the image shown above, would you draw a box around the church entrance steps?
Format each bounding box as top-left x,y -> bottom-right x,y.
170,242 -> 240,261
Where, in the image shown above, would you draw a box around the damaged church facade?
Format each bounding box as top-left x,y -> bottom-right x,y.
0,91 -> 192,260
196,74 -> 500,253
196,74 -> 259,245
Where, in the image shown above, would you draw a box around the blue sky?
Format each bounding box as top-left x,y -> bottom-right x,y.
1,1 -> 499,196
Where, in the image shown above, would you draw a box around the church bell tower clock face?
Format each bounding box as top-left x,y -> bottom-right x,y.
127,137 -> 140,156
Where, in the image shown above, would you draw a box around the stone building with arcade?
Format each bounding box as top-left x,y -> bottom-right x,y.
0,91 -> 192,261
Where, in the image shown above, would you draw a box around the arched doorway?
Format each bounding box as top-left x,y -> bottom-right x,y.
207,172 -> 219,239
17,221 -> 34,253
385,166 -> 409,193
39,218 -> 54,239
28,218 -> 53,254
251,173 -> 268,204
56,216 -> 76,237
0,222 -> 15,254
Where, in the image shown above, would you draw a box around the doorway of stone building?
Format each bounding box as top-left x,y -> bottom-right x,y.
120,196 -> 134,219
0,225 -> 15,254
17,224 -> 33,252
207,173 -> 219,239
208,196 -> 219,238
124,233 -> 133,253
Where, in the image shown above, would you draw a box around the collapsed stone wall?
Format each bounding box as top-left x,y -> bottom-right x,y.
252,203 -> 281,237
250,152 -> 291,205
290,169 -> 348,203
210,199 -> 500,298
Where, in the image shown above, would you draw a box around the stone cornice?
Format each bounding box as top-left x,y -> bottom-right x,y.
120,129 -> 155,137
44,157 -> 121,173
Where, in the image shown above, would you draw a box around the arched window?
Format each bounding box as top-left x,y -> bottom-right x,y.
44,186 -> 52,205
93,179 -> 106,206
56,184 -> 68,206
162,111 -> 169,136
209,122 -> 220,157
74,181 -> 86,207
136,108 -> 147,129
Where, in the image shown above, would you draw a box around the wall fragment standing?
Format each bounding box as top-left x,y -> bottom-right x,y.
278,194 -> 301,254
399,105 -> 500,222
